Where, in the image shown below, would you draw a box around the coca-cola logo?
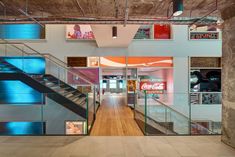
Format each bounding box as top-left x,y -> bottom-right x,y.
140,82 -> 166,91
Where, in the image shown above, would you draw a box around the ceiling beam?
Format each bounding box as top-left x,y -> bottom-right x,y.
124,0 -> 129,27
18,8 -> 44,27
75,0 -> 85,16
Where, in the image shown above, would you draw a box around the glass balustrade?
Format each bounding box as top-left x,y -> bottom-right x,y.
134,91 -> 221,135
0,39 -> 97,135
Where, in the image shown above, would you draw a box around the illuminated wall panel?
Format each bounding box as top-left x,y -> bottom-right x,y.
0,122 -> 45,135
3,57 -> 46,74
127,57 -> 173,67
0,81 -> 43,104
100,56 -> 126,67
0,24 -> 45,39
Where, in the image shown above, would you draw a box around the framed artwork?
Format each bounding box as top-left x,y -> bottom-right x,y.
66,25 -> 95,40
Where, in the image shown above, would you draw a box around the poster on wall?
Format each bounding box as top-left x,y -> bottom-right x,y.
67,68 -> 99,85
66,25 -> 95,40
190,69 -> 221,92
65,121 -> 85,135
134,25 -> 152,39
88,57 -> 99,67
127,80 -> 137,92
154,24 -> 171,39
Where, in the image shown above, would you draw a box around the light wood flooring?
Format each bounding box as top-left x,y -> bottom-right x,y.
90,95 -> 143,136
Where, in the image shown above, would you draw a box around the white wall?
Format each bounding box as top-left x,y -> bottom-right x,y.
20,24 -> 222,61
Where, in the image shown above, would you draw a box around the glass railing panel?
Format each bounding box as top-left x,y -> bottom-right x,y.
0,40 -> 93,86
190,93 -> 222,134
134,91 -> 221,135
43,93 -> 87,135
94,85 -> 100,112
0,92 -> 87,135
83,86 -> 95,134
134,90 -> 147,134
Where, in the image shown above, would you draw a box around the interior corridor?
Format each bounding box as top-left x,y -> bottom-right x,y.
90,94 -> 143,136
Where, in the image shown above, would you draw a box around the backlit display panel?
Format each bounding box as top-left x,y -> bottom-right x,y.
0,24 -> 45,39
3,57 -> 46,74
0,81 -> 43,104
0,122 -> 45,135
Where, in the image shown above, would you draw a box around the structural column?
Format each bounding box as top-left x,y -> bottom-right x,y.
221,3 -> 235,148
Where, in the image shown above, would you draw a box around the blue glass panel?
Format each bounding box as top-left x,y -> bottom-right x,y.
0,80 -> 43,104
3,57 -> 45,74
0,122 -> 45,135
0,24 -> 44,39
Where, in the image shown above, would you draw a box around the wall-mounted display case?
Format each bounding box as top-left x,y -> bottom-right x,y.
190,57 -> 222,105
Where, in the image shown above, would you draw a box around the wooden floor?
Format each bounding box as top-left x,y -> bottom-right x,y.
90,95 -> 143,136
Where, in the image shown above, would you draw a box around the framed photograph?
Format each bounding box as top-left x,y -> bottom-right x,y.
65,121 -> 85,135
66,25 -> 95,40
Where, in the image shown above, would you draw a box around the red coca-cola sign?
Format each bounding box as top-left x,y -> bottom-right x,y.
140,81 -> 166,91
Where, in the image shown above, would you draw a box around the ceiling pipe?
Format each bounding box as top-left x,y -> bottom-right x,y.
0,17 -> 218,25
166,1 -> 173,18
75,0 -> 85,16
0,1 -> 6,19
124,0 -> 129,27
25,0 -> 28,14
189,0 -> 218,26
113,0 -> 119,18
18,8 -> 44,27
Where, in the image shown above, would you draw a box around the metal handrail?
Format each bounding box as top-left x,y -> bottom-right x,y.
0,39 -> 94,85
136,91 -> 215,134
153,97 -> 215,134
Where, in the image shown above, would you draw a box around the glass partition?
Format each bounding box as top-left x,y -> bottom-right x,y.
0,92 -> 87,135
134,91 -> 221,135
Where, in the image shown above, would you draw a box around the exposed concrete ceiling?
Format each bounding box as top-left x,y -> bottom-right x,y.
0,0 -> 233,24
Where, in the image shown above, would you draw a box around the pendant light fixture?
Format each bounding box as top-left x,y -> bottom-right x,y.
173,0 -> 183,16
112,26 -> 117,38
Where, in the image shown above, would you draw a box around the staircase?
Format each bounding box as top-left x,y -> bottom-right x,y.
0,57 -> 88,118
0,39 -> 96,135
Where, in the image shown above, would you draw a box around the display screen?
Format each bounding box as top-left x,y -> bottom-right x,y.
0,80 -> 44,104
66,25 -> 95,40
3,57 -> 46,74
0,24 -> 45,39
0,122 -> 45,135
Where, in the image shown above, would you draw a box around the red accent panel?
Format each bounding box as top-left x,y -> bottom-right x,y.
154,24 -> 171,39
